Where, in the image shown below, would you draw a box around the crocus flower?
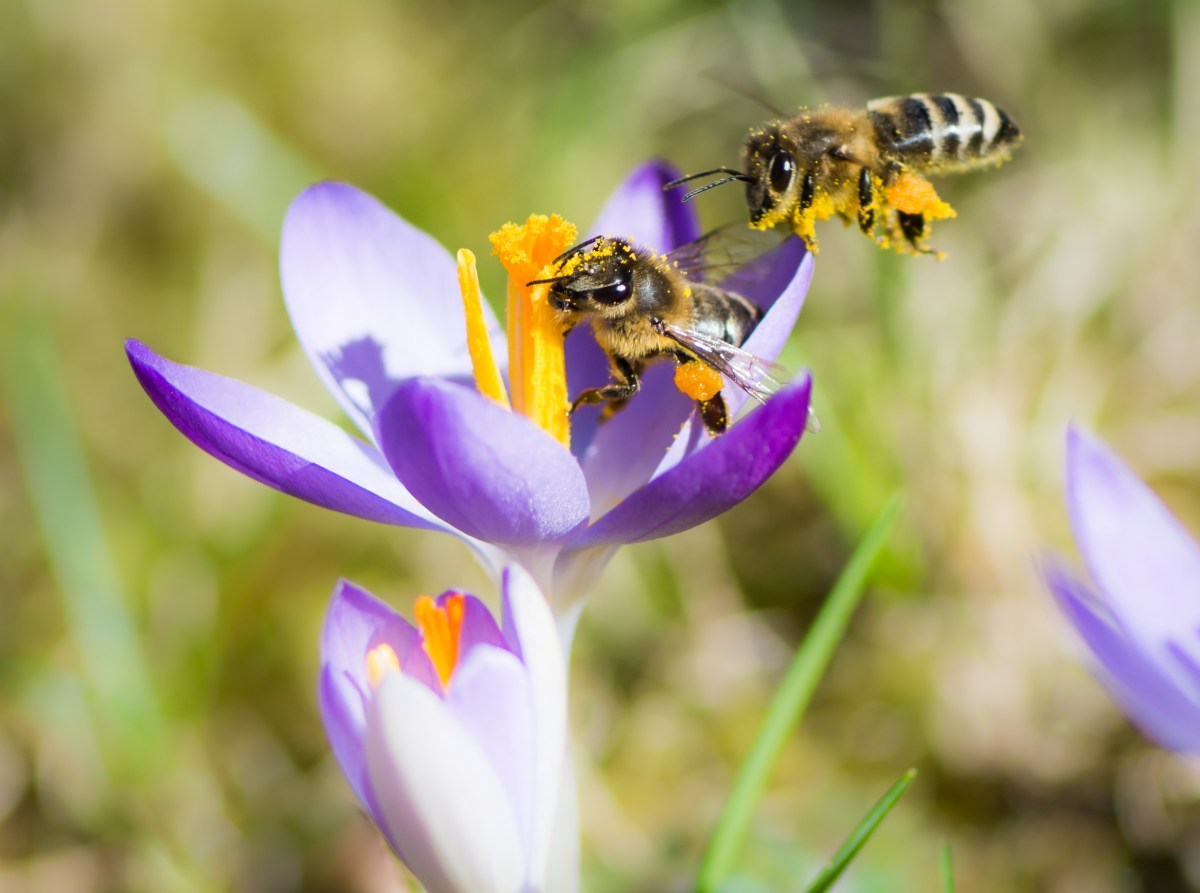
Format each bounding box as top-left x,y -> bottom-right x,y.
320,565 -> 572,893
127,161 -> 814,612
1043,426 -> 1200,751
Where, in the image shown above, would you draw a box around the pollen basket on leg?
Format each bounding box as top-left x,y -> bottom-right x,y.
489,214 -> 578,449
457,249 -> 510,409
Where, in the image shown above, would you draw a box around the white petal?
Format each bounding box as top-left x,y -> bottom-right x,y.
501,566 -> 568,891
365,673 -> 524,893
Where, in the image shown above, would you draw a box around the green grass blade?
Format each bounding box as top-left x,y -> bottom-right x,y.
695,492 -> 905,893
802,768 -> 918,893
941,842 -> 955,893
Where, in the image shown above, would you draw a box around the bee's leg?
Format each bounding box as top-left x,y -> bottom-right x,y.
570,357 -> 640,421
698,393 -> 728,436
857,167 -> 875,234
897,211 -> 927,249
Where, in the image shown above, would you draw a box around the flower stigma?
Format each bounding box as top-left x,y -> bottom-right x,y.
488,214 -> 579,449
414,593 -> 466,689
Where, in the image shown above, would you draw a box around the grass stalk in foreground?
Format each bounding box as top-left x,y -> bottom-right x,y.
802,768 -> 917,893
695,492 -> 904,893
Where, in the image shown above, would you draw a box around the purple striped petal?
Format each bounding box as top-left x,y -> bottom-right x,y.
377,378 -> 590,546
572,373 -> 812,548
280,182 -> 506,440
1045,561 -> 1200,751
127,340 -> 444,531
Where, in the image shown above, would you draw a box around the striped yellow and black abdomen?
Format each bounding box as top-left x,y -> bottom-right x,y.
867,93 -> 1021,174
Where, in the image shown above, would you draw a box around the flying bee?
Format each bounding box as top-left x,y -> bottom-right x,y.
528,235 -> 789,436
668,93 -> 1022,255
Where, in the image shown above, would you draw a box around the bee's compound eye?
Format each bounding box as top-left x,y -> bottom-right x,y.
768,151 -> 796,195
589,281 -> 630,306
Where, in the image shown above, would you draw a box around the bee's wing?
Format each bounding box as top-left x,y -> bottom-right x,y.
655,321 -> 787,405
666,225 -> 791,284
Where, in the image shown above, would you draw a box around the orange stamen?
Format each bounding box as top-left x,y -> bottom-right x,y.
457,249 -> 510,408
415,593 -> 466,689
366,643 -> 400,690
675,362 -> 724,402
489,215 -> 578,448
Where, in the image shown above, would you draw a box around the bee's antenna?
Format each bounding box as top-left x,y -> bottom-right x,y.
549,235 -> 604,267
663,168 -> 748,190
525,274 -> 573,287
681,176 -> 752,202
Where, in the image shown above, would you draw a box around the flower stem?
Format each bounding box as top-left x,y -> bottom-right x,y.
695,491 -> 905,893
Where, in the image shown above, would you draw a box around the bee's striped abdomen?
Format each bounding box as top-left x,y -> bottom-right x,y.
868,93 -> 1021,172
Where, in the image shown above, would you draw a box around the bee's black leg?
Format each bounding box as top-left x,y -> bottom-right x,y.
897,211 -> 927,249
570,357 -> 641,422
857,167 -> 875,234
698,393 -> 728,436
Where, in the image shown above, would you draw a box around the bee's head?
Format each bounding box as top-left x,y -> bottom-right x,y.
535,237 -> 638,317
742,125 -> 803,227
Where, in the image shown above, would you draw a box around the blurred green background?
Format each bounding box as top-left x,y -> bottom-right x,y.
2,0 -> 1199,890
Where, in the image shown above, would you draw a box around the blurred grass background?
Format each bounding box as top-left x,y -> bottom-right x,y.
2,0 -> 1198,890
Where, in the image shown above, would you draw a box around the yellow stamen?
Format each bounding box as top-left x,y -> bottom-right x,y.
366,643 -> 400,690
489,214 -> 578,448
457,249 -> 510,408
415,593 -> 466,689
675,363 -> 723,402
885,173 -> 956,221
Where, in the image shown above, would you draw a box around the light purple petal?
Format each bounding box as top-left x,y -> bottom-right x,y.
1066,427 -> 1200,682
440,592 -> 509,657
571,373 -> 812,548
377,378 -> 590,546
318,580 -> 422,835
586,159 -> 701,252
127,340 -> 445,531
447,645 -> 537,866
1045,560 -> 1200,751
280,182 -> 505,439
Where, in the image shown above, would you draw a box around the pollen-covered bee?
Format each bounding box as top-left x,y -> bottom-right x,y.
528,235 -> 787,436
669,93 -> 1022,255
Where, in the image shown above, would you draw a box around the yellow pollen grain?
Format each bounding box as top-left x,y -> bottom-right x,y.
675,363 -> 723,401
457,249 -> 510,409
885,173 -> 956,220
415,593 -> 465,689
489,214 -> 578,449
366,643 -> 400,690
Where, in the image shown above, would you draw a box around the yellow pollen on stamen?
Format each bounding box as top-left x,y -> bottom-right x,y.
366,643 -> 400,691
489,214 -> 578,449
457,248 -> 510,408
885,172 -> 956,221
675,363 -> 723,402
415,593 -> 466,689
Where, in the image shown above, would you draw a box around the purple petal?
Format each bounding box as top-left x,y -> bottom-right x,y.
377,378 -> 590,546
127,340 -> 445,531
1066,427 -> 1200,669
440,592 -> 509,657
446,646 -> 537,863
319,581 -> 421,832
571,373 -> 812,548
280,182 -> 505,439
1045,560 -> 1200,751
578,364 -> 694,515
586,159 -> 701,253
719,236 -> 810,314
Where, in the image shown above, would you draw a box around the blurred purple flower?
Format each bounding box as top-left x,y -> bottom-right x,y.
1044,426 -> 1200,750
320,565 -> 573,893
126,162 -> 814,607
